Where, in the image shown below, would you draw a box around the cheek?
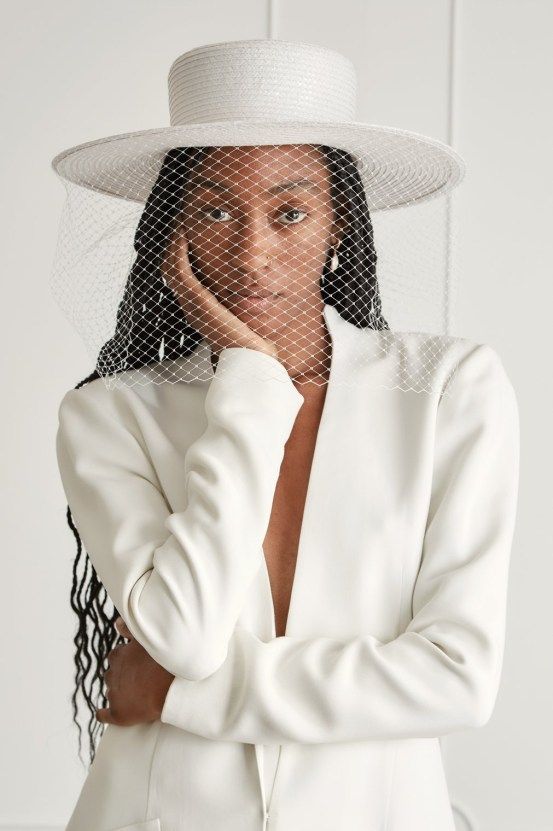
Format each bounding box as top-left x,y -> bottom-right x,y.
283,234 -> 327,266
277,228 -> 329,286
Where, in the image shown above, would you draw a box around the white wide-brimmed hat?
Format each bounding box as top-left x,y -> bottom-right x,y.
51,38 -> 465,212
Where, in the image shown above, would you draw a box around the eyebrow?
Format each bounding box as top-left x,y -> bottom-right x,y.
188,176 -> 322,194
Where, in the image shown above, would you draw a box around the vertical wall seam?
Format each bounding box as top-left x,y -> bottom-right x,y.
444,0 -> 460,336
268,0 -> 278,39
447,0 -> 458,148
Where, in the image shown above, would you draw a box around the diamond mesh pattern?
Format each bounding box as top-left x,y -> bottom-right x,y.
50,143 -> 462,394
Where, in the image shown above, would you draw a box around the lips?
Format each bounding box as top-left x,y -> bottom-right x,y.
235,289 -> 277,299
232,290 -> 280,312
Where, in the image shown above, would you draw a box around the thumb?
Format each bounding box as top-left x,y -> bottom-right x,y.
115,616 -> 133,640
95,707 -> 115,724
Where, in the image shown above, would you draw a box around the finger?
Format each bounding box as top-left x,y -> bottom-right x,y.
162,231 -> 214,327
172,228 -> 198,287
114,616 -> 133,640
95,707 -> 115,724
163,227 -> 189,295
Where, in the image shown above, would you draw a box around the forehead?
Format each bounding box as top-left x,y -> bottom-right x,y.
190,144 -> 330,190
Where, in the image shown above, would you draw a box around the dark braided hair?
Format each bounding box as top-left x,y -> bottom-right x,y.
66,144 -> 389,767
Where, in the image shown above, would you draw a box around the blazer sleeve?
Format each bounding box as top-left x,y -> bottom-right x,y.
55,346 -> 304,681
160,343 -> 521,743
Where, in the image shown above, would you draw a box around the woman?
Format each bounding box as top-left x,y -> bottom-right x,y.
52,40 -> 520,831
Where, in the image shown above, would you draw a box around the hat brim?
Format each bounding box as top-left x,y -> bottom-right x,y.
51,120 -> 465,212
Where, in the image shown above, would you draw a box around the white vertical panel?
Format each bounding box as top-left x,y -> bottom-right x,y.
277,0 -> 459,334
444,1 -> 553,829
277,0 -> 457,333
277,0 -> 451,136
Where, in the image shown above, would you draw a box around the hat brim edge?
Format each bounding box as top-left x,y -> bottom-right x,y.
51,119 -> 466,213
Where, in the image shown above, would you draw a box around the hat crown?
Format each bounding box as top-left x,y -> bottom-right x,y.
167,39 -> 357,126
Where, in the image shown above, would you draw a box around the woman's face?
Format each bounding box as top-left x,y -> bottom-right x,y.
178,144 -> 341,334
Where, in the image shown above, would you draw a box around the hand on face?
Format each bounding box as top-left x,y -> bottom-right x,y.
162,226 -> 279,362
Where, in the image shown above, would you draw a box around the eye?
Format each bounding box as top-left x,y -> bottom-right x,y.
277,208 -> 308,225
201,207 -> 231,223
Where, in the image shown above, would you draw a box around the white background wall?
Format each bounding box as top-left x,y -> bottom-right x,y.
1,1 -> 551,829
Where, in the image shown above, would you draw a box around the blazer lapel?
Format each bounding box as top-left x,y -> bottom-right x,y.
173,304 -> 402,643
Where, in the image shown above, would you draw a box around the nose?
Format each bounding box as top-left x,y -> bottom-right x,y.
231,213 -> 273,276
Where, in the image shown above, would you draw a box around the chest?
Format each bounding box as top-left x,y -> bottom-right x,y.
150,379 -> 438,641
262,388 -> 326,637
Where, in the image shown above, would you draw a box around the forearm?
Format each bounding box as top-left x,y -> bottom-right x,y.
56,347 -> 304,681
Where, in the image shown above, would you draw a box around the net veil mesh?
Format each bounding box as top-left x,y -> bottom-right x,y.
50,141 -> 462,395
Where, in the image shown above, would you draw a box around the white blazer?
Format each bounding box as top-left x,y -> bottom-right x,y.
55,303 -> 520,831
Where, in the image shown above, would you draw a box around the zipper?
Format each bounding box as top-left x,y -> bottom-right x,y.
254,744 -> 283,829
